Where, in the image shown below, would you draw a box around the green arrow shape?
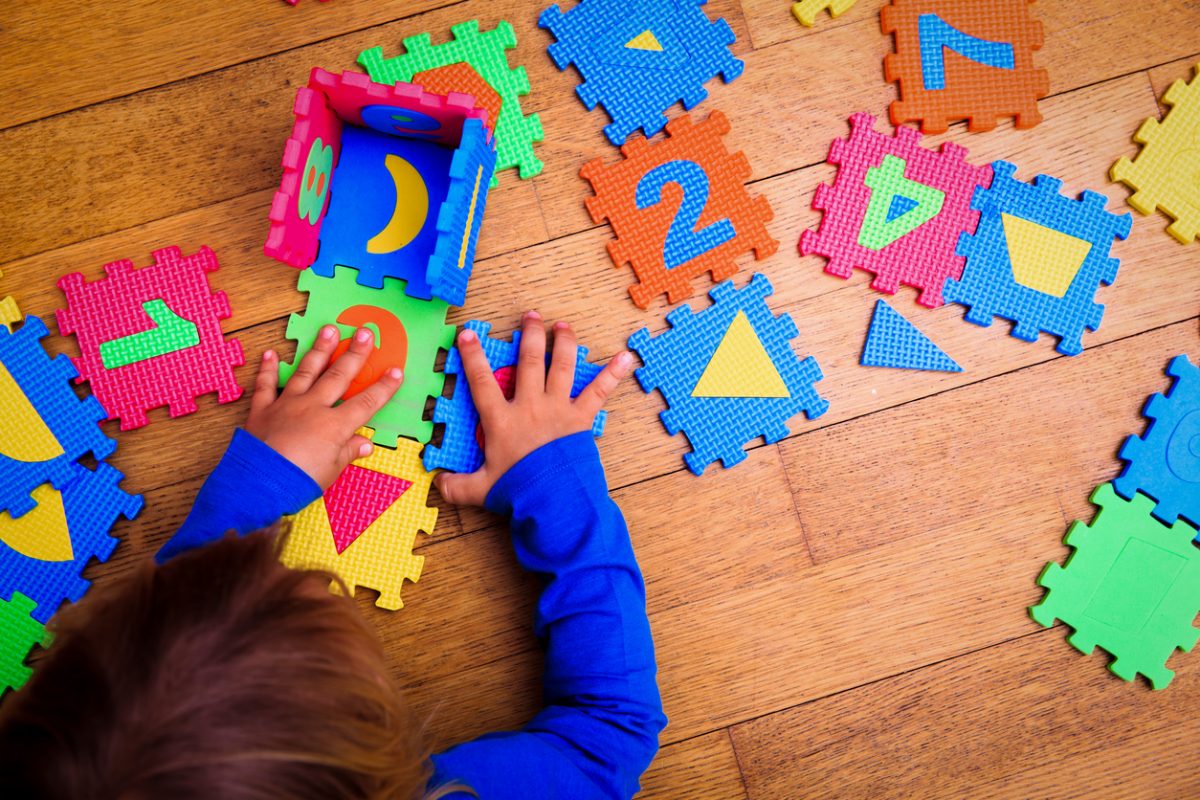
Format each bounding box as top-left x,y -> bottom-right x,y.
99,299 -> 200,369
857,155 -> 945,251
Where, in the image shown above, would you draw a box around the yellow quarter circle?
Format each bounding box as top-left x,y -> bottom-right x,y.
692,311 -> 790,398
1002,213 -> 1092,298
625,30 -> 664,51
0,361 -> 63,463
0,483 -> 73,562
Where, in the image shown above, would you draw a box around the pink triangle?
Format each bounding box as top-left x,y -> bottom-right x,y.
324,464 -> 412,554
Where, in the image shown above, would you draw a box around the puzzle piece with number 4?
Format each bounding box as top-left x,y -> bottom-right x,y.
629,273 -> 828,475
423,320 -> 608,474
583,110 -> 777,309
1,592 -> 46,697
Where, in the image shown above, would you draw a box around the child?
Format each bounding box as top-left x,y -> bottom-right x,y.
0,312 -> 667,800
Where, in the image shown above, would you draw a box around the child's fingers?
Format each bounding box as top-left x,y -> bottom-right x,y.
336,366 -> 403,430
312,327 -> 374,405
576,350 -> 633,417
546,322 -> 578,398
337,434 -> 375,473
457,328 -> 506,420
515,310 -> 547,397
250,349 -> 280,416
284,325 -> 339,395
434,469 -> 491,508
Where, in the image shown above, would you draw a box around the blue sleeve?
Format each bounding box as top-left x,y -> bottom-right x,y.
155,429 -> 322,563
428,432 -> 667,800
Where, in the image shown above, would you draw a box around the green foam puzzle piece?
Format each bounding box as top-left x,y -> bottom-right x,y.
1,592 -> 47,697
1030,483 -> 1200,689
280,266 -> 454,446
99,299 -> 201,369
358,19 -> 545,185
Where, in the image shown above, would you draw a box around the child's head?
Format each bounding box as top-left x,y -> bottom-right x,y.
0,529 -> 433,800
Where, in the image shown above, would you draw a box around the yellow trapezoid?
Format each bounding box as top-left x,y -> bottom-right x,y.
1002,213 -> 1092,298
625,30 -> 663,51
0,483 -> 73,562
692,311 -> 790,398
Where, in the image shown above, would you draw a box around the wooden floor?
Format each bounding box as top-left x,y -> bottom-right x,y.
3,1 -> 1199,796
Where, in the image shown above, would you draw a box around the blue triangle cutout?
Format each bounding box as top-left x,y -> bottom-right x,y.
861,300 -> 962,372
886,194 -> 920,223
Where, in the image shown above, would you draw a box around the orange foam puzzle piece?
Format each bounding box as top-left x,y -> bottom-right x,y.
413,62 -> 504,137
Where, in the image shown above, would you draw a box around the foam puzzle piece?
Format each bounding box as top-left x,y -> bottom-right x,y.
0,462 -> 142,624
539,0 -> 743,146
423,320 -> 608,473
583,111 -> 777,308
800,112 -> 992,308
56,246 -> 244,430
944,161 -> 1132,356
792,0 -> 858,26
1115,354 -> 1200,530
882,0 -> 1049,134
1111,64 -> 1200,245
414,63 -> 504,136
0,592 -> 45,697
1030,483 -> 1200,690
0,316 -> 115,519
281,433 -> 436,611
629,273 -> 828,475
359,20 -> 544,182
0,268 -> 20,332
280,266 -> 454,447
862,299 -> 961,372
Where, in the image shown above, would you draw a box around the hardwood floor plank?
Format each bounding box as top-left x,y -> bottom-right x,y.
639,730 -> 749,800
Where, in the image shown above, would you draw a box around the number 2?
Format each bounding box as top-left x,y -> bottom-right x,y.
636,160 -> 736,270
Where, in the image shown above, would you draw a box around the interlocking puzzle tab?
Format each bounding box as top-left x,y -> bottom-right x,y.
882,0 -> 1049,134
583,111 -> 776,309
1,592 -> 45,697
359,20 -> 543,182
280,266 -> 454,447
423,320 -> 608,474
800,113 -> 992,308
1111,63 -> 1200,245
793,0 -> 858,27
861,299 -> 961,372
0,462 -> 141,624
281,433 -> 436,611
264,69 -> 497,307
0,316 -> 115,519
944,161 -> 1132,356
56,246 -> 244,430
629,273 -> 828,475
1030,483 -> 1200,690
1116,355 -> 1200,530
540,0 -> 744,146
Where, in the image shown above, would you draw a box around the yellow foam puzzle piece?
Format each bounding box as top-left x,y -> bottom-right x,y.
1111,63 -> 1200,244
692,311 -> 790,398
0,360 -> 64,463
792,0 -> 858,27
0,484 -> 73,562
1002,213 -> 1091,298
0,268 -> 20,332
625,30 -> 663,51
280,432 -> 437,610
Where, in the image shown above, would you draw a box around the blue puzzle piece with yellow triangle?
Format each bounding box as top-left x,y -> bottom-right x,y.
539,0 -> 743,146
629,273 -> 828,475
862,300 -> 961,372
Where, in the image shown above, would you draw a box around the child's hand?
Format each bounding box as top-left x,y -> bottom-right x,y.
245,325 -> 403,490
435,311 -> 632,507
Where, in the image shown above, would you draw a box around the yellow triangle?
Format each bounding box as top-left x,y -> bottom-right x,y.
692,311 -> 790,398
0,483 -> 73,562
625,30 -> 663,51
1002,213 -> 1092,298
0,361 -> 63,463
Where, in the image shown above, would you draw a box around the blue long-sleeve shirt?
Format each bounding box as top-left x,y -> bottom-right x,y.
157,429 -> 666,799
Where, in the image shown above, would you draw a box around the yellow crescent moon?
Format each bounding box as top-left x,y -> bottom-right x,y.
367,154 -> 429,255
0,361 -> 63,463
1,483 -> 73,562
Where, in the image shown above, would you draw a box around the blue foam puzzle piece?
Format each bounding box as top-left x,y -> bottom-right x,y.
423,320 -> 608,473
1115,355 -> 1200,537
862,300 -> 962,372
539,0 -> 744,146
0,316 -> 116,518
944,161 -> 1133,357
0,461 -> 142,623
628,273 -> 829,475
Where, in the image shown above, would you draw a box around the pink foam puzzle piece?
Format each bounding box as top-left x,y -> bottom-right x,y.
324,464 -> 412,554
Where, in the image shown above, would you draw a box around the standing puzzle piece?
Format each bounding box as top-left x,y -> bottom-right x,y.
359,20 -> 544,182
629,273 -> 828,475
281,433 -> 436,611
862,299 -> 961,372
539,0 -> 743,146
0,462 -> 142,624
800,112 -> 992,308
882,0 -> 1049,134
1030,483 -> 1200,690
944,161 -> 1132,356
280,266 -> 454,447
583,111 -> 777,309
793,0 -> 857,26
0,592 -> 45,697
1115,354 -> 1200,530
1111,64 -> 1200,245
423,320 -> 608,474
0,316 -> 115,519
56,246 -> 244,430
